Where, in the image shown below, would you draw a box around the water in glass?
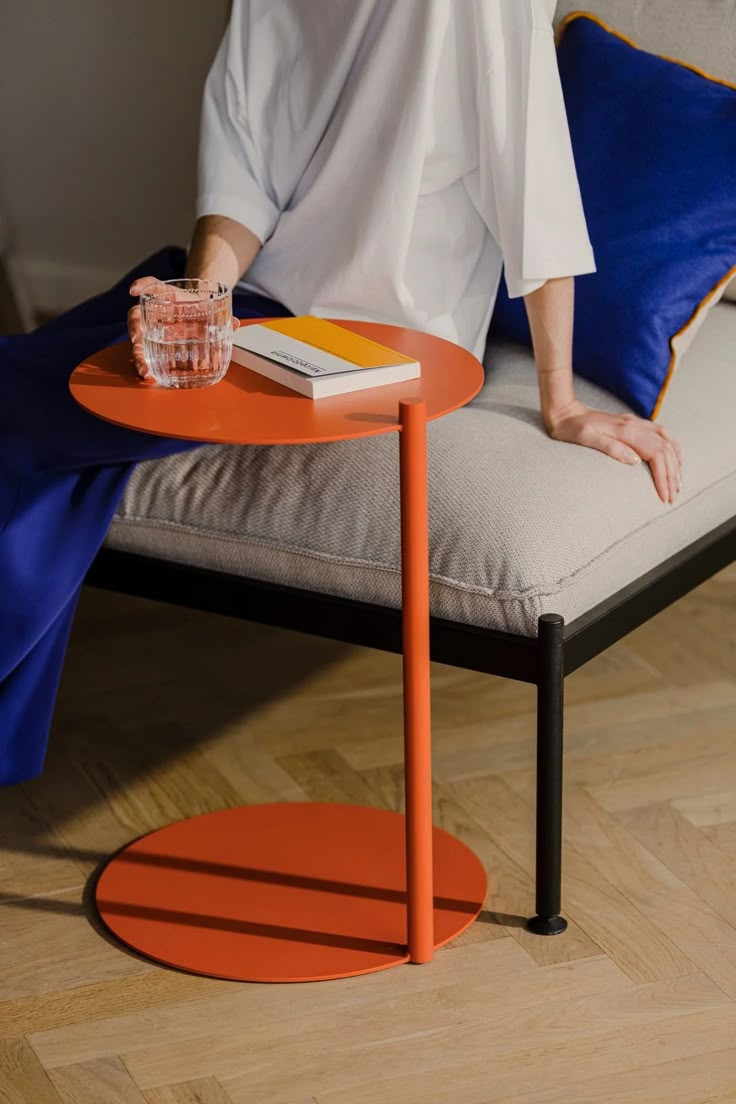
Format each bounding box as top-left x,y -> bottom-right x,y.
140,279 -> 233,389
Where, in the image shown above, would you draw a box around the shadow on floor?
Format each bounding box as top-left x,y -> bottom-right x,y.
2,586 -> 350,842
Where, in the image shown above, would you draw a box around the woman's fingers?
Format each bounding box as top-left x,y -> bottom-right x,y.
131,336 -> 153,382
648,449 -> 671,503
661,443 -> 674,504
597,434 -> 641,465
665,441 -> 682,503
127,305 -> 142,350
127,303 -> 154,381
660,437 -> 682,503
128,278 -> 163,381
655,423 -> 683,467
649,440 -> 679,503
129,275 -> 162,297
618,419 -> 683,502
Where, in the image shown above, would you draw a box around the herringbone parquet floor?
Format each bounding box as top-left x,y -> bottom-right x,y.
2,566 -> 736,1103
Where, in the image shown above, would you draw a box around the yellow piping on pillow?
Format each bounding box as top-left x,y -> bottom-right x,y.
557,12 -> 736,419
653,263 -> 736,420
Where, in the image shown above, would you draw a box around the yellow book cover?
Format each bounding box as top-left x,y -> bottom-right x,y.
231,316 -> 420,399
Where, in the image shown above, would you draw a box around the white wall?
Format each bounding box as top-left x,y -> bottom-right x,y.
0,0 -> 229,313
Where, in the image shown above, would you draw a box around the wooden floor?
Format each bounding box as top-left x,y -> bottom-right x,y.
2,566 -> 736,1103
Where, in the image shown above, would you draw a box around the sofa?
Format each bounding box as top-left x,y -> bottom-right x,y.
89,0 -> 736,935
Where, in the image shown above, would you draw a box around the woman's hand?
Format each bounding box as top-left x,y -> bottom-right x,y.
545,399 -> 683,504
127,276 -> 160,381
521,279 -> 683,504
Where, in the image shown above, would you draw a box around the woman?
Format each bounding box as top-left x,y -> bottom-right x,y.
0,0 -> 681,784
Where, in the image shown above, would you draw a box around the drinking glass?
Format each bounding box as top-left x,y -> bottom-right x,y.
139,278 -> 233,389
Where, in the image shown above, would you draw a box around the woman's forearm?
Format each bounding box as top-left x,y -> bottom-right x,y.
523,276 -> 577,429
185,214 -> 263,287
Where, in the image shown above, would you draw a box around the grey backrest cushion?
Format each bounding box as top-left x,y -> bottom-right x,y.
553,0 -> 736,79
554,2 -> 736,302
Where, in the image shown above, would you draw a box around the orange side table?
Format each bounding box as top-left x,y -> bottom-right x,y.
70,320 -> 487,983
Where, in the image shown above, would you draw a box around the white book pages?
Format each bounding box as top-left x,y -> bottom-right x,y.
232,325 -> 381,377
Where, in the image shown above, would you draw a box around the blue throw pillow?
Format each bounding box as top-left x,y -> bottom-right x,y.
488,13 -> 736,419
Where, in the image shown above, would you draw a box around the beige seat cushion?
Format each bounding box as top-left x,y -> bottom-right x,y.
108,303 -> 736,637
553,0 -> 736,303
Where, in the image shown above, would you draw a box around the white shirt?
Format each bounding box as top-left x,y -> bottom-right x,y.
198,0 -> 595,361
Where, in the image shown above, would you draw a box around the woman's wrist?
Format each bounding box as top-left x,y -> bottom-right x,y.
522,277 -> 578,433
537,365 -> 579,432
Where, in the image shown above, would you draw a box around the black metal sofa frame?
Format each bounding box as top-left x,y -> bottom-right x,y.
86,513 -> 736,936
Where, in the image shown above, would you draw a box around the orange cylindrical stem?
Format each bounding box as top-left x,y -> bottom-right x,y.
399,398 -> 434,964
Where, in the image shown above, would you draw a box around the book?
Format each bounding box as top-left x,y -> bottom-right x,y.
230,316 -> 420,398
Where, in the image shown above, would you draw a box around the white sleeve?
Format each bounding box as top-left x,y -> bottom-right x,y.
196,2 -> 280,244
466,0 -> 596,299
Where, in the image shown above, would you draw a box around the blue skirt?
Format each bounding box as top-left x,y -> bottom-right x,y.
0,246 -> 291,784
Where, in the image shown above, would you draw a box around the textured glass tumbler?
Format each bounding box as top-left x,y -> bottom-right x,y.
139,278 -> 233,389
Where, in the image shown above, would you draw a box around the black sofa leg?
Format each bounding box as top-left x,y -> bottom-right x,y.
527,613 -> 568,936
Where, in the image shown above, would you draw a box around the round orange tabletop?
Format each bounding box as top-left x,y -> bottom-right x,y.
69,319 -> 484,445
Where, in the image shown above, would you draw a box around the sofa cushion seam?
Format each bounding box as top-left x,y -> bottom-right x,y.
112,467 -> 736,603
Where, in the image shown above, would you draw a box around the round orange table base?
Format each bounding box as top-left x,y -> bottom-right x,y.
94,803 -> 487,983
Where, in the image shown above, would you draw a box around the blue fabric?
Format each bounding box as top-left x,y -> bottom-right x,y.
0,246 -> 291,784
489,15 -> 736,418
